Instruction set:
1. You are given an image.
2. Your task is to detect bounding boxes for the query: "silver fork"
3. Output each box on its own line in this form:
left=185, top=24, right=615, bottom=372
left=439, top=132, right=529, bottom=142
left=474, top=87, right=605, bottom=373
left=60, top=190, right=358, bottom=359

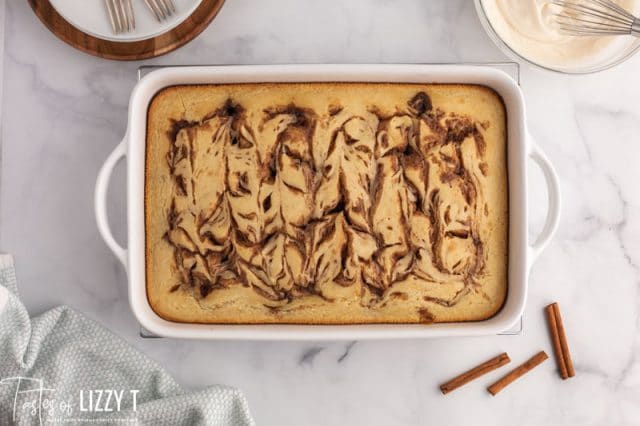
left=105, top=0, right=135, bottom=34
left=144, top=0, right=177, bottom=22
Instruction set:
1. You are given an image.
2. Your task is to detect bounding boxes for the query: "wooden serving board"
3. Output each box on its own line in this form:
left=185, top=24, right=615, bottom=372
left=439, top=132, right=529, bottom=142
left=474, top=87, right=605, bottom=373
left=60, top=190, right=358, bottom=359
left=28, top=0, right=226, bottom=61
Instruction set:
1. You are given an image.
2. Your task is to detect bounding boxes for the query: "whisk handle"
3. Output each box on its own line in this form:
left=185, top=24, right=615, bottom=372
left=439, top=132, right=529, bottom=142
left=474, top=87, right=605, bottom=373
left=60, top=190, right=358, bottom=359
left=633, top=18, right=640, bottom=37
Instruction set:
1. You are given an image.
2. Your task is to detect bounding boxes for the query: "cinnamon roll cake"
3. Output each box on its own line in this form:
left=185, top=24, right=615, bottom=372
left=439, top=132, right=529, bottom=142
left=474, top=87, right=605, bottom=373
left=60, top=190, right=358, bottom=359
left=145, top=83, right=507, bottom=324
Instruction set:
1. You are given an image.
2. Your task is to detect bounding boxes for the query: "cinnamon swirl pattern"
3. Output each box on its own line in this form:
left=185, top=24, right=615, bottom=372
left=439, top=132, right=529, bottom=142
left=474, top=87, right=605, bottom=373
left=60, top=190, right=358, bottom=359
left=146, top=83, right=507, bottom=324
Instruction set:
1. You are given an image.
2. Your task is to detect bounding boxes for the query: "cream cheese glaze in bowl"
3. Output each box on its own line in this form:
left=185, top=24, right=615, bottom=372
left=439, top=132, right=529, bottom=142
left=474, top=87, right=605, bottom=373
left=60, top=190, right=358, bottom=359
left=95, top=64, right=561, bottom=340
left=476, top=0, right=640, bottom=73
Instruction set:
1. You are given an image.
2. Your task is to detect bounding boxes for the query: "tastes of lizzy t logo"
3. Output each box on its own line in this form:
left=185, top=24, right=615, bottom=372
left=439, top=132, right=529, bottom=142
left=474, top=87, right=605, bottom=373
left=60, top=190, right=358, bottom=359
left=1, top=376, right=139, bottom=424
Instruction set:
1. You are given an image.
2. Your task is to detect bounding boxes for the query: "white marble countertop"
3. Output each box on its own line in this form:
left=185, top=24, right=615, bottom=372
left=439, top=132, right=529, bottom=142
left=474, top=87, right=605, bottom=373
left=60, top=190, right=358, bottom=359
left=2, top=1, right=640, bottom=424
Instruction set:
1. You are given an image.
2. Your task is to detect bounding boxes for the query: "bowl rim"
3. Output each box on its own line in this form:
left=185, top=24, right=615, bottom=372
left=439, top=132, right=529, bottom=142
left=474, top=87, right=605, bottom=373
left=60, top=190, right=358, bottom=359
left=473, top=0, right=640, bottom=74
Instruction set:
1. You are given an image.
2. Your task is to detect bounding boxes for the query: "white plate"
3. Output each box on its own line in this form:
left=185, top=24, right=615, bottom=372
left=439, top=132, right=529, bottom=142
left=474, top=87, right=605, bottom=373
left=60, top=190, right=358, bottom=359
left=50, top=0, right=203, bottom=42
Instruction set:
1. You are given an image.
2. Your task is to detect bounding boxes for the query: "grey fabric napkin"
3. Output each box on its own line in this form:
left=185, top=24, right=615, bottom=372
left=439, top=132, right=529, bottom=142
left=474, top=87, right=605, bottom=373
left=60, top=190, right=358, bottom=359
left=0, top=254, right=255, bottom=425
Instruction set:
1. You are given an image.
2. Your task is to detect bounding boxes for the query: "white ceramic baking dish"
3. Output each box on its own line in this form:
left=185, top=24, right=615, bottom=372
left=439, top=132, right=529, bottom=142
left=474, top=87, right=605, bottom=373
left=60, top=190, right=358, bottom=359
left=95, top=64, right=560, bottom=340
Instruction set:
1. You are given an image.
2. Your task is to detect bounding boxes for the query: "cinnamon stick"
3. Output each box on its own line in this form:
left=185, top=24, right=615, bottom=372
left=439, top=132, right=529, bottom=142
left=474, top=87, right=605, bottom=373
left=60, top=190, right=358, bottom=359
left=545, top=302, right=575, bottom=379
left=440, top=352, right=511, bottom=394
left=487, top=351, right=548, bottom=396
left=545, top=303, right=567, bottom=378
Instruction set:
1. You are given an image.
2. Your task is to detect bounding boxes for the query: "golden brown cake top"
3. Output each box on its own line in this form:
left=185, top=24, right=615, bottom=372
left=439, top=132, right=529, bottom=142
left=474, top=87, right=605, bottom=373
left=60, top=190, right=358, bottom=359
left=146, top=83, right=508, bottom=324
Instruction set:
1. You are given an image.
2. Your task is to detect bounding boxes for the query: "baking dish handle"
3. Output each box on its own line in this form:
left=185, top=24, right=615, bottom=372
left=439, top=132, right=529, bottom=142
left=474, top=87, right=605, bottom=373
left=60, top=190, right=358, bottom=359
left=95, top=139, right=128, bottom=268
left=528, top=138, right=561, bottom=264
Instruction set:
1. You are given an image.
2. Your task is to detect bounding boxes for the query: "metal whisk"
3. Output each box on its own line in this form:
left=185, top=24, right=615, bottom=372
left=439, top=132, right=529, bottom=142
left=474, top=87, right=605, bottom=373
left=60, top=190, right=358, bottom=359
left=551, top=0, right=640, bottom=37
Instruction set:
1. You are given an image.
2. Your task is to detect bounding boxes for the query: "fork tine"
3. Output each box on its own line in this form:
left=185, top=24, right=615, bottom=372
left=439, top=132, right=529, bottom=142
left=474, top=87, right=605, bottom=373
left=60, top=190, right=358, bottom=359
left=144, top=0, right=164, bottom=21
left=125, top=0, right=135, bottom=30
left=163, top=0, right=176, bottom=14
left=104, top=0, right=119, bottom=33
left=114, top=0, right=126, bottom=32
left=116, top=0, right=128, bottom=32
left=152, top=0, right=170, bottom=19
